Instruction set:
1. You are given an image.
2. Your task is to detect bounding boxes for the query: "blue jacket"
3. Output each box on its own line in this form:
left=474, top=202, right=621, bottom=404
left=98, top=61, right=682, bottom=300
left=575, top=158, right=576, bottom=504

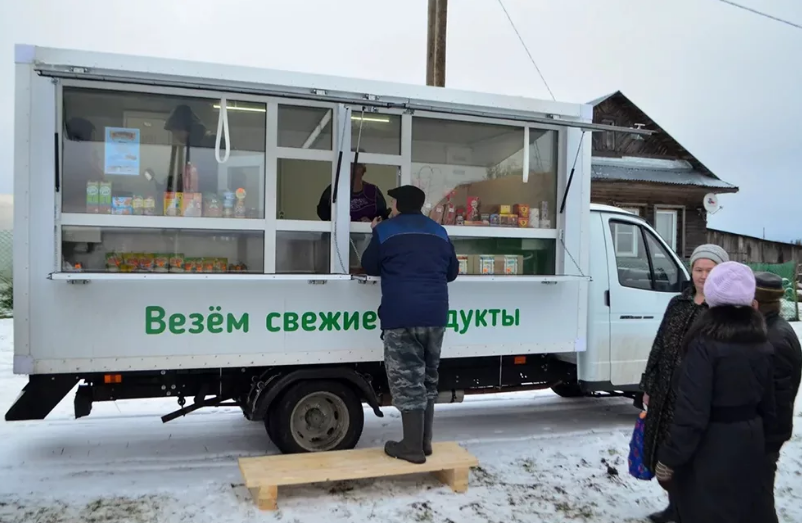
left=361, top=213, right=459, bottom=330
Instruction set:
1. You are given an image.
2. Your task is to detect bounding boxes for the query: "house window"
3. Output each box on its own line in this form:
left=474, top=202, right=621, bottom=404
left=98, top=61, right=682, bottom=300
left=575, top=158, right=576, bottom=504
left=601, top=119, right=616, bottom=150
left=620, top=207, right=641, bottom=216
left=655, top=209, right=678, bottom=252
left=612, top=221, right=640, bottom=258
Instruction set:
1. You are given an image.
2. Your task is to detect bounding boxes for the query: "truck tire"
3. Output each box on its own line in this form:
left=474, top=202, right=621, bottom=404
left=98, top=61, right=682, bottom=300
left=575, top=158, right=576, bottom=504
left=266, top=380, right=364, bottom=454
left=551, top=382, right=585, bottom=398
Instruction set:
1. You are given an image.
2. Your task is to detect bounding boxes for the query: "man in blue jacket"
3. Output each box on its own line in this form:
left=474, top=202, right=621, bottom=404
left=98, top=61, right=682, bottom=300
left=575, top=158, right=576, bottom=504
left=361, top=185, right=459, bottom=464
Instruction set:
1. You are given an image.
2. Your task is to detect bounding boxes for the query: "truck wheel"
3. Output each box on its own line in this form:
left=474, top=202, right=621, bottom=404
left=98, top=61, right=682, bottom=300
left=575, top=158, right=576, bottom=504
left=267, top=380, right=364, bottom=454
left=551, top=382, right=585, bottom=398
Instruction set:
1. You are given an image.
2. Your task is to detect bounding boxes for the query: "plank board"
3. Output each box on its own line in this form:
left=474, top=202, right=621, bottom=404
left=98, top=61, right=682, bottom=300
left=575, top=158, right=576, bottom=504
left=239, top=442, right=479, bottom=510
left=239, top=441, right=478, bottom=488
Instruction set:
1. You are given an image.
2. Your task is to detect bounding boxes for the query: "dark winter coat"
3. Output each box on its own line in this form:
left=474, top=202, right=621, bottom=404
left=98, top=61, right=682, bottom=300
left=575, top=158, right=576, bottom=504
left=640, top=287, right=706, bottom=472
left=659, top=307, right=775, bottom=523
left=361, top=212, right=459, bottom=330
left=764, top=311, right=802, bottom=453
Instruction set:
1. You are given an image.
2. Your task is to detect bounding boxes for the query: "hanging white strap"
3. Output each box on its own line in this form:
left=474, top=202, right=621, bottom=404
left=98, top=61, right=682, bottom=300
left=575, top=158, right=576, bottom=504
left=522, top=126, right=530, bottom=183
left=215, top=97, right=231, bottom=164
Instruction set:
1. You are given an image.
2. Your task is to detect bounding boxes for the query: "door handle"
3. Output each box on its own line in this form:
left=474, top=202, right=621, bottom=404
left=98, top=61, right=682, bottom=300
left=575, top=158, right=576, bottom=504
left=604, top=290, right=610, bottom=307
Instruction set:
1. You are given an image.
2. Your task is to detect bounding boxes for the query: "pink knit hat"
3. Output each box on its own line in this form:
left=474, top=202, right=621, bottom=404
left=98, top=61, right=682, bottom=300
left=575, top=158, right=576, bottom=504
left=703, top=261, right=756, bottom=308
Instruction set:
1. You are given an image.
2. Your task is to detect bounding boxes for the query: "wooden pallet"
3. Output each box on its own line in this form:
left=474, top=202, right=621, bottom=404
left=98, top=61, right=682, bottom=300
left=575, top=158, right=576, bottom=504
left=238, top=441, right=479, bottom=511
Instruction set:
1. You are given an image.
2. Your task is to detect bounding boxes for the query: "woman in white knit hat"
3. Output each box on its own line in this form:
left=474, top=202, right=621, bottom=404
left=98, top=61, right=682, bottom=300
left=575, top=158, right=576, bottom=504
left=640, top=244, right=729, bottom=523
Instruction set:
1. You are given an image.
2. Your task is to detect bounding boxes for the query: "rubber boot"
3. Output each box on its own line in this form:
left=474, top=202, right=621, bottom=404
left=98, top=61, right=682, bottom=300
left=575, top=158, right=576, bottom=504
left=384, top=410, right=426, bottom=464
left=647, top=501, right=676, bottom=523
left=423, top=401, right=435, bottom=456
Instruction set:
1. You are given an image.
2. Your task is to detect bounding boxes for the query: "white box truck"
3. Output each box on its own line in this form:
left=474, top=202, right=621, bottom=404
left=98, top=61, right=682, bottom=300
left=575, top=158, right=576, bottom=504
left=7, top=45, right=688, bottom=454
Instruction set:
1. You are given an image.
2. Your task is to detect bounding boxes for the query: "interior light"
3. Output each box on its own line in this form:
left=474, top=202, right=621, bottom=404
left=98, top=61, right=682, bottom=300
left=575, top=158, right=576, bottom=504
left=351, top=115, right=391, bottom=123
left=213, top=104, right=266, bottom=113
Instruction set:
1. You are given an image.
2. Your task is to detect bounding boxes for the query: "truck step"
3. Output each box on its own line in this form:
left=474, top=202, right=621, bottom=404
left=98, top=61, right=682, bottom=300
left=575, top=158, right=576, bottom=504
left=238, top=441, right=479, bottom=511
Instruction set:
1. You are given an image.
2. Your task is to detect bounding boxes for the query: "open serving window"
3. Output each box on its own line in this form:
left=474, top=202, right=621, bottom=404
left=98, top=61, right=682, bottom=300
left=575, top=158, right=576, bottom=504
left=52, top=81, right=578, bottom=282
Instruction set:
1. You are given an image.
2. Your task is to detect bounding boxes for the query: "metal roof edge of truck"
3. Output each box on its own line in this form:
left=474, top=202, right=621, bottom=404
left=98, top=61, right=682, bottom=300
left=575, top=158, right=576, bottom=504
left=14, top=43, right=591, bottom=124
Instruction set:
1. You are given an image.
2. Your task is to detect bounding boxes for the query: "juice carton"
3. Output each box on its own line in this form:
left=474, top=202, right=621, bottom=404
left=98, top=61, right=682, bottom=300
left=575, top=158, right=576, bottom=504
left=98, top=181, right=112, bottom=214
left=86, top=182, right=99, bottom=213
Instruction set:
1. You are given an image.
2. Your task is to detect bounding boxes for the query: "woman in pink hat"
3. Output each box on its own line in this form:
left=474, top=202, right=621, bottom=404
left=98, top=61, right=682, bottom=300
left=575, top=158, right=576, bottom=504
left=654, top=262, right=775, bottom=523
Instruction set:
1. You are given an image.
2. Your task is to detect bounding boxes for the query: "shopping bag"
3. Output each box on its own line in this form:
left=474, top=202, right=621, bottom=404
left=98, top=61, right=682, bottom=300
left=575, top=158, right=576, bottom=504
left=627, top=410, right=655, bottom=480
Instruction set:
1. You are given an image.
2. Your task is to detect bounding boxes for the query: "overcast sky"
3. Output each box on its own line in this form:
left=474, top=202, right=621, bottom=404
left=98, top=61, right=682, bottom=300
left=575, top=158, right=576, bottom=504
left=1, top=0, right=800, bottom=242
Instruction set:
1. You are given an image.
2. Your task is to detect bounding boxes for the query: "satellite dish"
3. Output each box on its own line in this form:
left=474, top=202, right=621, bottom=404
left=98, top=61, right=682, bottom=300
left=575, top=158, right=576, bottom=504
left=703, top=193, right=721, bottom=214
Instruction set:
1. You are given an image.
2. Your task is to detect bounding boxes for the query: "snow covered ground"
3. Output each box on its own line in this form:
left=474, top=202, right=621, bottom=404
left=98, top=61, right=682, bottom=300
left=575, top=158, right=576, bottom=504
left=0, top=319, right=800, bottom=523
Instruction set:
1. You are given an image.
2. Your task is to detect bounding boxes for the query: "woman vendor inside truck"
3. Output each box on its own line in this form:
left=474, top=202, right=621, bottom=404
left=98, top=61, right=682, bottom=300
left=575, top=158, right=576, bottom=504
left=315, top=157, right=390, bottom=222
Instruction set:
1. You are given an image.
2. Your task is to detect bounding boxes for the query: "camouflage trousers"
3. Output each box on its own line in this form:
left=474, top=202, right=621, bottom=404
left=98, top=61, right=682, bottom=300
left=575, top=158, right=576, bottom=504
left=383, top=327, right=445, bottom=412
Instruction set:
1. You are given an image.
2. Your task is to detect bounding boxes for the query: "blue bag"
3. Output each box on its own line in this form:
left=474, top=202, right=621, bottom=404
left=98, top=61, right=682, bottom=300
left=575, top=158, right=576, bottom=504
left=628, top=410, right=655, bottom=480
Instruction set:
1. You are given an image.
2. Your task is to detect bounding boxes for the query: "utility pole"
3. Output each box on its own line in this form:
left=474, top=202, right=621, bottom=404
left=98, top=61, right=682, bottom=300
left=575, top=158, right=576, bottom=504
left=426, top=0, right=448, bottom=87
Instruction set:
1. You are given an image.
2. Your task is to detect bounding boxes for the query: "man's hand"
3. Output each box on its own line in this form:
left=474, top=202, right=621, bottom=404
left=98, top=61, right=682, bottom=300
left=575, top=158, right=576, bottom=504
left=370, top=217, right=382, bottom=229
left=643, top=393, right=650, bottom=407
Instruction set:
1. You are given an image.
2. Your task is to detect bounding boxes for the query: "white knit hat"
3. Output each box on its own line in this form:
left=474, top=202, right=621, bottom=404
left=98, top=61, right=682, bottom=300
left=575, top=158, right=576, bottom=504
left=690, top=244, right=729, bottom=267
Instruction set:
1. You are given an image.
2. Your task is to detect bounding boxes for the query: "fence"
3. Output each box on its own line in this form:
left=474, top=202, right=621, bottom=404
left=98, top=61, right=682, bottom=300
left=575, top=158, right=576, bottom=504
left=748, top=261, right=799, bottom=322
left=683, top=260, right=799, bottom=322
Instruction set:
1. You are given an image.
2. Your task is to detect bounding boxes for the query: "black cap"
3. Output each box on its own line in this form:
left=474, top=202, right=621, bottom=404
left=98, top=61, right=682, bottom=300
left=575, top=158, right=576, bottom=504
left=755, top=271, right=783, bottom=290
left=387, top=185, right=426, bottom=214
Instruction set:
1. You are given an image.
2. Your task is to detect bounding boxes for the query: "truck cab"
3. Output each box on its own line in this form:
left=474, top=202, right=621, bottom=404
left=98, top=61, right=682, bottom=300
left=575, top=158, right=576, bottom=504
left=573, top=204, right=690, bottom=394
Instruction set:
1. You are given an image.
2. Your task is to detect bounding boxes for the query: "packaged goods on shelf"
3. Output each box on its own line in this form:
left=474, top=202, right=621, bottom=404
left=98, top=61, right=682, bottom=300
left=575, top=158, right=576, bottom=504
left=98, top=182, right=112, bottom=214
left=457, top=255, right=469, bottom=275
left=169, top=254, right=185, bottom=273
left=154, top=253, right=169, bottom=273
left=112, top=196, right=133, bottom=215
left=86, top=182, right=99, bottom=213
left=182, top=193, right=203, bottom=217
left=164, top=192, right=182, bottom=217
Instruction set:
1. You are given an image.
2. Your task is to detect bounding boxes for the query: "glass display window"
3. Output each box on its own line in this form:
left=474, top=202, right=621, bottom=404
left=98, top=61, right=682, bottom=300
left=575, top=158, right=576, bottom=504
left=278, top=105, right=333, bottom=151
left=411, top=117, right=558, bottom=230
left=276, top=231, right=330, bottom=274
left=62, top=88, right=266, bottom=219
left=61, top=226, right=264, bottom=274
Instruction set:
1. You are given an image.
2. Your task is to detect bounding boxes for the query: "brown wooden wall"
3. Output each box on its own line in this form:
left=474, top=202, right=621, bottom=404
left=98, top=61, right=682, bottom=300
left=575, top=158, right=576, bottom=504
left=591, top=93, right=714, bottom=177
left=591, top=181, right=710, bottom=259
left=706, top=229, right=801, bottom=265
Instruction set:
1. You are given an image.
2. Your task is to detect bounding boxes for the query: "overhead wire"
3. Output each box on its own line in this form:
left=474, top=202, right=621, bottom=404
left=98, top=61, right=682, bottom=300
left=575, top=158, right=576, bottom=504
left=496, top=0, right=556, bottom=101
left=715, top=0, right=802, bottom=31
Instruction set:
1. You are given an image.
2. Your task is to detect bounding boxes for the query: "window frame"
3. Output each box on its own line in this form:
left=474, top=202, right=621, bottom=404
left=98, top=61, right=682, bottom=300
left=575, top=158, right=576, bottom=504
left=54, top=80, right=573, bottom=279
left=654, top=207, right=679, bottom=253
left=609, top=218, right=684, bottom=293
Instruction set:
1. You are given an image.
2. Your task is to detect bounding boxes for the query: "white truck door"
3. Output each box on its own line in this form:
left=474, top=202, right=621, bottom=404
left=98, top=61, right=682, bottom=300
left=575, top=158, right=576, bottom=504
left=577, top=211, right=612, bottom=383
left=602, top=213, right=686, bottom=386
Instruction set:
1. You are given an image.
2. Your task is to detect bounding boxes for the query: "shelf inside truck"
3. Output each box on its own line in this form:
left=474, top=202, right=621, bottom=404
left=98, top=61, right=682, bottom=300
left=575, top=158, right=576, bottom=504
left=49, top=273, right=353, bottom=282
left=351, top=274, right=589, bottom=284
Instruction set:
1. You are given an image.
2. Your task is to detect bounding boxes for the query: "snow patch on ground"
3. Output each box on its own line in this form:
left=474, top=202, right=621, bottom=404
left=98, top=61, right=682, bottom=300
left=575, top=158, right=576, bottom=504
left=0, top=318, right=800, bottom=522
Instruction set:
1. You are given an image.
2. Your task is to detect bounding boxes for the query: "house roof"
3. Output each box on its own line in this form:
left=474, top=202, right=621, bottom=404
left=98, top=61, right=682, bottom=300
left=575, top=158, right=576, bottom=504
left=591, top=164, right=737, bottom=190
left=587, top=91, right=738, bottom=193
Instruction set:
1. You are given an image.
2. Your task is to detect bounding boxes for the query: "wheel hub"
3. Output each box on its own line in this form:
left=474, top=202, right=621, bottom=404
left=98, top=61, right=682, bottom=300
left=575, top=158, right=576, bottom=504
left=290, top=391, right=350, bottom=452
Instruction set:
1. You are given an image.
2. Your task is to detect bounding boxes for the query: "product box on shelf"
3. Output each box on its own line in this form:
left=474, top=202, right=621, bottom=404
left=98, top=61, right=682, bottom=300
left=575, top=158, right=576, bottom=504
left=132, top=195, right=144, bottom=215
left=443, top=203, right=457, bottom=225
left=164, top=192, right=183, bottom=217
left=466, top=197, right=480, bottom=222
left=143, top=195, right=156, bottom=216
left=530, top=208, right=541, bottom=228
left=513, top=204, right=530, bottom=218
left=457, top=255, right=469, bottom=275
left=430, top=204, right=445, bottom=224
left=86, top=182, right=99, bottom=213
left=182, top=193, right=203, bottom=217
left=98, top=182, right=112, bottom=214
left=111, top=197, right=133, bottom=215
